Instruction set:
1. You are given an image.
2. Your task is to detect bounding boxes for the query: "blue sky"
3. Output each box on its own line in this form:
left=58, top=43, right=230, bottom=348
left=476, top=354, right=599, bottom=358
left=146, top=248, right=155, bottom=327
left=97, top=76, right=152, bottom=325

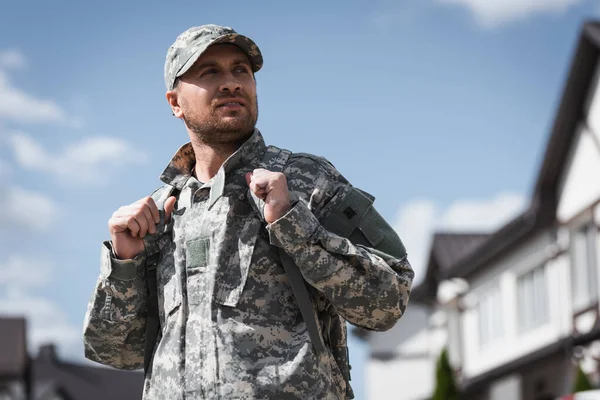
left=0, top=1, right=598, bottom=399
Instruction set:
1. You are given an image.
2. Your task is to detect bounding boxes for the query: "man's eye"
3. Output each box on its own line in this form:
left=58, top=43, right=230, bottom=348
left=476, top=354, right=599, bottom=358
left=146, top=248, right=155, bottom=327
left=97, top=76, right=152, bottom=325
left=235, top=66, right=249, bottom=73
left=202, top=69, right=218, bottom=76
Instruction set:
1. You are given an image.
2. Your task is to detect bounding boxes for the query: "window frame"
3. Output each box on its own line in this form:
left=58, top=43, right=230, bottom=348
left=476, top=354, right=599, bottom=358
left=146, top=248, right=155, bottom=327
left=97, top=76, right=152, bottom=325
left=570, top=220, right=598, bottom=312
left=516, top=263, right=549, bottom=334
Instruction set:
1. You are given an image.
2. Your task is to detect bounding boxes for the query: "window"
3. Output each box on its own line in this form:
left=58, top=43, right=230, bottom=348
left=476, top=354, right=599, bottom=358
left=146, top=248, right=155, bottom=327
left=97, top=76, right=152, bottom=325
left=571, top=223, right=598, bottom=310
left=478, top=285, right=503, bottom=347
left=517, top=264, right=549, bottom=332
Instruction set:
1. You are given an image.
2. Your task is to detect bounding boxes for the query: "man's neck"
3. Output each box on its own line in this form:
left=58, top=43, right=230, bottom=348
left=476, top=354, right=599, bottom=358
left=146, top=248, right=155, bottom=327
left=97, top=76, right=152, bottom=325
left=189, top=134, right=248, bottom=183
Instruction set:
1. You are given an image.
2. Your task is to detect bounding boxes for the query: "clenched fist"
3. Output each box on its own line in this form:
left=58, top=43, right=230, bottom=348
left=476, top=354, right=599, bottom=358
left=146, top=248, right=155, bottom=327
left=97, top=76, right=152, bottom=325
left=108, top=196, right=177, bottom=260
left=245, top=169, right=291, bottom=224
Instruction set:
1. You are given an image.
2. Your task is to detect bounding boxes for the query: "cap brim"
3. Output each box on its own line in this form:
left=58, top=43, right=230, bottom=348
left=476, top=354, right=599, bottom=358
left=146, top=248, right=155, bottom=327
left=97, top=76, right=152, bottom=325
left=175, top=33, right=263, bottom=82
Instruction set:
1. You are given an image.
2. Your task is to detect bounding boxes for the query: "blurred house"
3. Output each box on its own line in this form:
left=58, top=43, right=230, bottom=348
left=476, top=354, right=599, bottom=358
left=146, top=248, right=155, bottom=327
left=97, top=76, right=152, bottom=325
left=354, top=20, right=600, bottom=400
left=352, top=233, right=489, bottom=399
left=0, top=316, right=143, bottom=400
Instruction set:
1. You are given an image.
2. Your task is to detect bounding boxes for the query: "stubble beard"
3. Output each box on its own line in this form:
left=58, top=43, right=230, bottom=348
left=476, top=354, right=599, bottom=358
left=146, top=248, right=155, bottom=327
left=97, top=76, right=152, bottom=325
left=183, top=98, right=259, bottom=146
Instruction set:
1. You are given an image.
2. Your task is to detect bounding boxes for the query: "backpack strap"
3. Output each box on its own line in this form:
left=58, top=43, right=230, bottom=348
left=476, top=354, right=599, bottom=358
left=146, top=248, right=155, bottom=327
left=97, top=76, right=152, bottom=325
left=278, top=249, right=326, bottom=357
left=142, top=183, right=179, bottom=375
left=251, top=146, right=326, bottom=358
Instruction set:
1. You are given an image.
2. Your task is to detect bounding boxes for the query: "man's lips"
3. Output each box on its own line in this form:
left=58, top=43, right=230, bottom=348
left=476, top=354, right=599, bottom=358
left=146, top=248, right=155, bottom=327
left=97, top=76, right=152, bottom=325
left=216, top=98, right=246, bottom=108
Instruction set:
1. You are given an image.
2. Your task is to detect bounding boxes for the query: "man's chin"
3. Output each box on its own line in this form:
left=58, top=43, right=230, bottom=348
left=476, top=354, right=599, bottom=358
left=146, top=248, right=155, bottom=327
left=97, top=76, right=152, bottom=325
left=216, top=121, right=249, bottom=132
left=216, top=116, right=255, bottom=131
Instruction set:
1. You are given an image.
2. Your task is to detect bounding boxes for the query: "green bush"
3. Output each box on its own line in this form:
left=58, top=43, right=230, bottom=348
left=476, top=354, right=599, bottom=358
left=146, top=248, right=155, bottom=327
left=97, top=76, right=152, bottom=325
left=431, top=347, right=459, bottom=400
left=573, top=363, right=593, bottom=393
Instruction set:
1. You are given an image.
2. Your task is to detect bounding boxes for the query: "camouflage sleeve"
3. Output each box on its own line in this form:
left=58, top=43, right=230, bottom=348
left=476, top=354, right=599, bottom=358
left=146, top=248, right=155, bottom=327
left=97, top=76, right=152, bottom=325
left=266, top=155, right=414, bottom=332
left=82, top=240, right=147, bottom=370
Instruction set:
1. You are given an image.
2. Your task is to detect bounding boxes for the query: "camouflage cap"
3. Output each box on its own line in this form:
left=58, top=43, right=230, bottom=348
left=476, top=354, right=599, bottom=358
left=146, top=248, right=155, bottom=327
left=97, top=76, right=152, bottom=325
left=164, top=24, right=263, bottom=91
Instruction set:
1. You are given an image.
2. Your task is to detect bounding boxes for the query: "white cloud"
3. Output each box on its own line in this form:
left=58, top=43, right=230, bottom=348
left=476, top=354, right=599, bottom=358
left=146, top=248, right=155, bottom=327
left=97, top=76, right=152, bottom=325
left=0, top=49, right=26, bottom=69
left=0, top=158, right=11, bottom=178
left=0, top=257, right=83, bottom=363
left=0, top=255, right=53, bottom=287
left=436, top=0, right=587, bottom=28
left=0, top=185, right=60, bottom=232
left=393, top=192, right=527, bottom=285
left=371, top=0, right=429, bottom=31
left=440, top=193, right=527, bottom=231
left=393, top=199, right=437, bottom=284
left=0, top=50, right=79, bottom=126
left=8, top=133, right=148, bottom=184
left=0, top=70, right=69, bottom=125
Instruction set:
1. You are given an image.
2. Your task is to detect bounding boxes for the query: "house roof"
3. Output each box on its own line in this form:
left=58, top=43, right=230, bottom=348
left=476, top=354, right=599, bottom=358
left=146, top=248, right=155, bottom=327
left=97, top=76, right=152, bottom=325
left=430, top=233, right=492, bottom=271
left=439, top=20, right=600, bottom=282
left=32, top=344, right=144, bottom=400
left=411, top=232, right=491, bottom=304
left=0, top=316, right=28, bottom=379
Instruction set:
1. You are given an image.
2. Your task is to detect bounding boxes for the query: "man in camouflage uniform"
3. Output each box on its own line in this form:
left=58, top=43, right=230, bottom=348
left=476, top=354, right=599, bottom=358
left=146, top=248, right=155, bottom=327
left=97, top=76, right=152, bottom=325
left=83, top=24, right=414, bottom=399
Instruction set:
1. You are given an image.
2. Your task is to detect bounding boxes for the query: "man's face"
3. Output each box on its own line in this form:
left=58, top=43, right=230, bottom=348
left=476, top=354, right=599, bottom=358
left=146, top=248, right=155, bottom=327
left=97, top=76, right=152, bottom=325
left=168, top=44, right=258, bottom=145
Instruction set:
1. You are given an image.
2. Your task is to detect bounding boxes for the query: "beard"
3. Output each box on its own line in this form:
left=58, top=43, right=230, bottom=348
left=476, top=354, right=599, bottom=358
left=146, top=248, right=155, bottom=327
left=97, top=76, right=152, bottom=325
left=182, top=95, right=259, bottom=146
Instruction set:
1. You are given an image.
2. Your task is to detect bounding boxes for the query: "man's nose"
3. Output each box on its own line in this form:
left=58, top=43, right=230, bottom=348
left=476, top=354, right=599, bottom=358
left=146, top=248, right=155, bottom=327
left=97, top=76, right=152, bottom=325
left=219, top=72, right=242, bottom=93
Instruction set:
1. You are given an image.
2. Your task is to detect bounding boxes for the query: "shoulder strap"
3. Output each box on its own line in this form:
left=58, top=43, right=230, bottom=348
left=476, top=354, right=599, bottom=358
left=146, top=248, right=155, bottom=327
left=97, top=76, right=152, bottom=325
left=278, top=250, right=326, bottom=357
left=143, top=183, right=179, bottom=375
left=254, top=146, right=326, bottom=357
left=261, top=145, right=292, bottom=172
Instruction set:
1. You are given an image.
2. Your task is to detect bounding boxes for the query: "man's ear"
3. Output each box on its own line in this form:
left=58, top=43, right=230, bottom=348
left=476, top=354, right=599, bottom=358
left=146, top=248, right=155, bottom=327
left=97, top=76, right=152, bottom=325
left=166, top=90, right=183, bottom=118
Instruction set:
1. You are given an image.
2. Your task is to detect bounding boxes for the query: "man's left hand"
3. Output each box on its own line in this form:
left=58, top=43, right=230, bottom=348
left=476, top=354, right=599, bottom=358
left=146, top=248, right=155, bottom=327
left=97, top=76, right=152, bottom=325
left=245, top=169, right=291, bottom=224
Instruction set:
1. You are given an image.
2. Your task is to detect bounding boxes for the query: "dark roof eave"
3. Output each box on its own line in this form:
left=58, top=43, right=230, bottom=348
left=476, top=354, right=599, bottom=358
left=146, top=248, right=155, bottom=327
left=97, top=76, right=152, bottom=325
left=533, top=21, right=600, bottom=202
left=439, top=205, right=539, bottom=281
left=410, top=281, right=437, bottom=306
left=573, top=322, right=600, bottom=345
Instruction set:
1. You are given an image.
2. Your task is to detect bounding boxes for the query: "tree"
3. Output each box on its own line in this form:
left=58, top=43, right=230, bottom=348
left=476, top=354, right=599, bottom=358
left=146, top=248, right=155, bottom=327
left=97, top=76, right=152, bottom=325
left=572, top=363, right=593, bottom=393
left=431, top=347, right=459, bottom=400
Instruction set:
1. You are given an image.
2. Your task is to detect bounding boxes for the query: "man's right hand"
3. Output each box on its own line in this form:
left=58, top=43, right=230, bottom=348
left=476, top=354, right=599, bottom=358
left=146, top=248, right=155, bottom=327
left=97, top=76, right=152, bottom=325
left=108, top=196, right=177, bottom=260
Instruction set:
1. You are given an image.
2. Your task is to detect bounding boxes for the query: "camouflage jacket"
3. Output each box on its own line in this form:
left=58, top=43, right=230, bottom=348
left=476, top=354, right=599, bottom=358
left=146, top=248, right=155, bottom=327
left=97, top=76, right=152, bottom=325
left=82, top=130, right=414, bottom=399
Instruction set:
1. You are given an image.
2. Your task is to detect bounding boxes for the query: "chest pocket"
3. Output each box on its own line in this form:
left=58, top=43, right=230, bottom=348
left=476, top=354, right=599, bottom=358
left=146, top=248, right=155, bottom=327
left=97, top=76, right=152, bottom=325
left=157, top=234, right=182, bottom=324
left=212, top=196, right=262, bottom=307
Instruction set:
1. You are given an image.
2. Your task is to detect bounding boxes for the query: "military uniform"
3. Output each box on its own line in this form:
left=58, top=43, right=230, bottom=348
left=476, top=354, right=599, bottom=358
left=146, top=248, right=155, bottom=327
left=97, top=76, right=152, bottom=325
left=82, top=25, right=414, bottom=400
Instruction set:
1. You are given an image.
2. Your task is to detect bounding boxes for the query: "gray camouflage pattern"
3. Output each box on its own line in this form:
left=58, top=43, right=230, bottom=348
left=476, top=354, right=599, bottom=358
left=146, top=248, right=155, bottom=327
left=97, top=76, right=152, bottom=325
left=83, top=130, right=414, bottom=399
left=164, top=24, right=263, bottom=91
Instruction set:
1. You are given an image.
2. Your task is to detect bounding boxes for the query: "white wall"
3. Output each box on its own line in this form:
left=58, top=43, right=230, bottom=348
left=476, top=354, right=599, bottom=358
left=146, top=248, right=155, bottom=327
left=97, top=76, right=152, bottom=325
left=367, top=357, right=434, bottom=400
left=557, top=125, right=600, bottom=223
left=365, top=304, right=438, bottom=400
left=460, top=230, right=572, bottom=379
left=558, top=62, right=600, bottom=223
left=585, top=56, right=600, bottom=143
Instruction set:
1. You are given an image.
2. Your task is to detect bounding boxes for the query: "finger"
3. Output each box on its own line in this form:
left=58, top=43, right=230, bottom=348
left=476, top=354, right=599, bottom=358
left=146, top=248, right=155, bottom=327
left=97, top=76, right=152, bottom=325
left=164, top=196, right=177, bottom=223
left=254, top=188, right=267, bottom=198
left=249, top=173, right=269, bottom=191
left=245, top=172, right=252, bottom=186
left=134, top=210, right=149, bottom=238
left=251, top=168, right=270, bottom=183
left=249, top=182, right=268, bottom=199
left=109, top=215, right=133, bottom=234
left=141, top=206, right=157, bottom=235
left=146, top=197, right=160, bottom=224
left=127, top=217, right=141, bottom=238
